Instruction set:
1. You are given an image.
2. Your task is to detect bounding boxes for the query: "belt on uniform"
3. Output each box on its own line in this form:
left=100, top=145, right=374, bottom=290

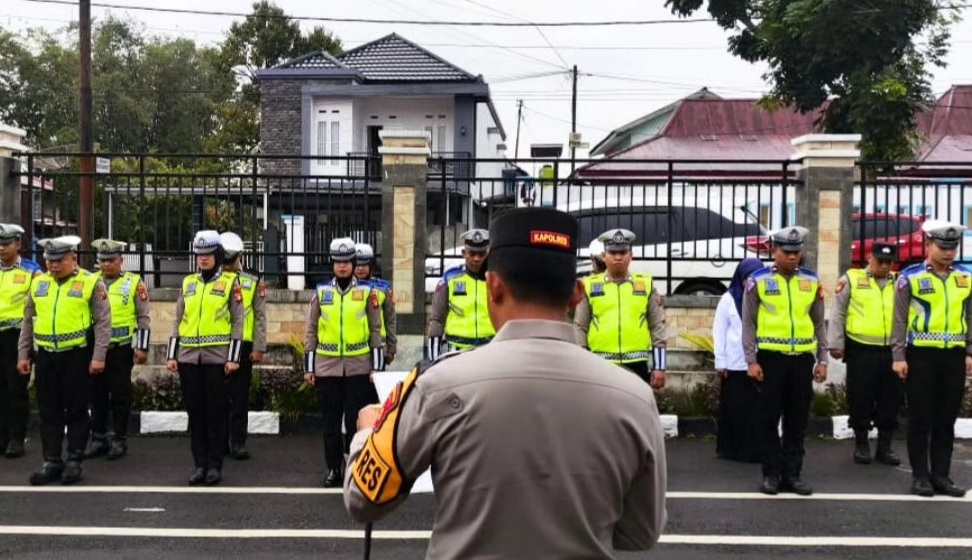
left=445, top=335, right=493, bottom=347
left=109, top=339, right=133, bottom=349
left=760, top=350, right=813, bottom=357
left=0, top=319, right=23, bottom=331
left=593, top=350, right=651, bottom=362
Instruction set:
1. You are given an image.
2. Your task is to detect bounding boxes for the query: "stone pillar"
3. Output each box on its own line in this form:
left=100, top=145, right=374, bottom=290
left=379, top=130, right=430, bottom=340
left=791, top=134, right=861, bottom=314
left=0, top=157, right=22, bottom=224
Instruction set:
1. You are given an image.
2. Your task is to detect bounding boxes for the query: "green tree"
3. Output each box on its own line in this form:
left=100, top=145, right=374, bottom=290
left=664, top=0, right=960, bottom=161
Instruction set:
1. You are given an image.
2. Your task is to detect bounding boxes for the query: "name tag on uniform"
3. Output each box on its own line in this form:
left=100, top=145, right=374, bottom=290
left=591, top=282, right=604, bottom=297
left=765, top=279, right=780, bottom=295
left=918, top=278, right=935, bottom=295
left=857, top=277, right=871, bottom=288
left=321, top=291, right=334, bottom=305
left=353, top=289, right=365, bottom=301
left=35, top=281, right=50, bottom=297
left=957, top=275, right=969, bottom=288
left=185, top=282, right=197, bottom=296
left=13, top=273, right=26, bottom=284
left=454, top=281, right=467, bottom=296
left=211, top=281, right=226, bottom=296
left=68, top=281, right=85, bottom=298
left=633, top=281, right=647, bottom=295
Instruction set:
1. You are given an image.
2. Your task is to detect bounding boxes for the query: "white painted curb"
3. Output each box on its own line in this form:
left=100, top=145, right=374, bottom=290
left=830, top=416, right=877, bottom=440
left=661, top=414, right=678, bottom=438
left=140, top=411, right=279, bottom=435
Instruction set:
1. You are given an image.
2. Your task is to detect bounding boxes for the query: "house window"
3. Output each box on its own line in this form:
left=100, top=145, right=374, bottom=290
left=316, top=121, right=326, bottom=157
left=330, top=121, right=341, bottom=165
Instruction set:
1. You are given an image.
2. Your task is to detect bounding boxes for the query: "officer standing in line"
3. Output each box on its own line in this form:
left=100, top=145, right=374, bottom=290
left=303, top=237, right=384, bottom=488
left=166, top=230, right=244, bottom=486
left=17, top=236, right=111, bottom=485
left=426, top=229, right=495, bottom=361
left=574, top=229, right=667, bottom=389
left=219, top=232, right=267, bottom=461
left=742, top=226, right=828, bottom=496
left=0, top=224, right=40, bottom=459
left=344, top=208, right=667, bottom=558
left=828, top=242, right=902, bottom=466
left=891, top=220, right=972, bottom=498
left=354, top=242, right=397, bottom=367
left=84, top=239, right=150, bottom=461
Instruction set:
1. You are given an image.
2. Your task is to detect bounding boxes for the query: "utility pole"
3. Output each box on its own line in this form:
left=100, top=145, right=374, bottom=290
left=514, top=99, right=523, bottom=160
left=79, top=0, right=94, bottom=267
left=570, top=64, right=578, bottom=175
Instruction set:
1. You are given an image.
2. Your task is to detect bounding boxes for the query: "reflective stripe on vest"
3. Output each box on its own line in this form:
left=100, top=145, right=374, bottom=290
left=178, top=272, right=237, bottom=348
left=754, top=269, right=819, bottom=354
left=31, top=270, right=99, bottom=351
left=444, top=272, right=494, bottom=346
left=584, top=273, right=653, bottom=363
left=845, top=268, right=894, bottom=346
left=906, top=267, right=972, bottom=349
left=100, top=271, right=140, bottom=344
left=0, top=266, right=34, bottom=331
left=316, top=283, right=371, bottom=357
left=239, top=273, right=258, bottom=343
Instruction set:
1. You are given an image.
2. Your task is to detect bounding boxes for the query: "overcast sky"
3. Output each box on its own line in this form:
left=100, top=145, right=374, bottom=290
left=4, top=0, right=971, bottom=158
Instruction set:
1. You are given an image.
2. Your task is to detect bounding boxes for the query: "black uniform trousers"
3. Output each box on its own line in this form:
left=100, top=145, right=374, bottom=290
left=89, top=345, right=134, bottom=440
left=315, top=375, right=379, bottom=470
left=35, top=347, right=91, bottom=462
left=178, top=363, right=229, bottom=470
left=0, top=329, right=29, bottom=446
left=905, top=347, right=966, bottom=479
left=717, top=370, right=761, bottom=462
left=228, top=341, right=253, bottom=449
left=756, top=351, right=815, bottom=480
left=621, top=360, right=651, bottom=384
left=845, top=340, right=902, bottom=435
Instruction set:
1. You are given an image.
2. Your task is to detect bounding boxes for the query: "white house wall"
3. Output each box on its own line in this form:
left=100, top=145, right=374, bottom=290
left=353, top=97, right=454, bottom=153
left=310, top=98, right=353, bottom=176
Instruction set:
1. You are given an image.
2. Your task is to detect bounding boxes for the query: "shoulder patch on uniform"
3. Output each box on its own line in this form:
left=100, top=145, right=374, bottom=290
left=897, top=274, right=911, bottom=291
left=258, top=280, right=267, bottom=298
left=745, top=276, right=757, bottom=293
left=137, top=281, right=148, bottom=301
left=835, top=277, right=847, bottom=294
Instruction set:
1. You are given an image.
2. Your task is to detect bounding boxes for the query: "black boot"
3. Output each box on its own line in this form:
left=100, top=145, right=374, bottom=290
left=205, top=467, right=222, bottom=486
left=84, top=435, right=110, bottom=459
left=930, top=476, right=968, bottom=498
left=853, top=434, right=871, bottom=464
left=759, top=476, right=780, bottom=495
left=5, top=440, right=25, bottom=459
left=61, top=459, right=83, bottom=485
left=874, top=432, right=901, bottom=466
left=323, top=466, right=343, bottom=488
left=106, top=438, right=127, bottom=461
left=229, top=443, right=250, bottom=461
left=29, top=461, right=64, bottom=486
left=188, top=467, right=206, bottom=486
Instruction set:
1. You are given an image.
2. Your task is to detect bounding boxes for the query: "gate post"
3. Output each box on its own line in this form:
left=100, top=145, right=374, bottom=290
left=791, top=134, right=861, bottom=315
left=379, top=131, right=430, bottom=350
left=0, top=157, right=21, bottom=225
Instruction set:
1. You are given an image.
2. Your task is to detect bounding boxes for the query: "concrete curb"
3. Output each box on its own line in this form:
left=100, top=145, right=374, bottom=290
left=139, top=411, right=280, bottom=435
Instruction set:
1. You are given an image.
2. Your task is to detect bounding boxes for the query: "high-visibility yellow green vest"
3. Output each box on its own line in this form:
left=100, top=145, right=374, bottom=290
left=178, top=271, right=237, bottom=348
left=315, top=281, right=371, bottom=357
left=30, top=269, right=100, bottom=351
left=238, top=271, right=259, bottom=343
left=903, top=264, right=972, bottom=349
left=0, top=259, right=40, bottom=331
left=845, top=268, right=895, bottom=346
left=97, top=271, right=141, bottom=344
left=583, top=273, right=653, bottom=363
left=442, top=266, right=494, bottom=349
left=753, top=268, right=819, bottom=354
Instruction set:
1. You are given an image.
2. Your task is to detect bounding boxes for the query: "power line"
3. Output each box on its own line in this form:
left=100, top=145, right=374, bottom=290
left=15, top=0, right=718, bottom=27
left=459, top=0, right=569, bottom=69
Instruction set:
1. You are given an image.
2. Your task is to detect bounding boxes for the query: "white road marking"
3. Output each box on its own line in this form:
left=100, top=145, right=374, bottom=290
left=123, top=508, right=165, bottom=513
left=0, top=486, right=968, bottom=502
left=1, top=526, right=972, bottom=547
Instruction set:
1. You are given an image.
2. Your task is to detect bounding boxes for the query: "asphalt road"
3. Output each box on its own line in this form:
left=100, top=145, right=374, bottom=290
left=0, top=433, right=970, bottom=559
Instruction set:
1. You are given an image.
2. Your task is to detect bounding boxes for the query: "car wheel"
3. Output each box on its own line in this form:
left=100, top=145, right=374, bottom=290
left=675, top=281, right=726, bottom=296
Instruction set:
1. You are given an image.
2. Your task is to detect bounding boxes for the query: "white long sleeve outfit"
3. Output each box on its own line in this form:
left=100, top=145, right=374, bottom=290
left=712, top=292, right=747, bottom=371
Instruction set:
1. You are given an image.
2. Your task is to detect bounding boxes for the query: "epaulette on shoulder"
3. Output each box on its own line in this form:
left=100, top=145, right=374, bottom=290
left=240, top=270, right=259, bottom=281
left=900, top=262, right=925, bottom=277
left=442, top=265, right=466, bottom=281
left=751, top=267, right=773, bottom=279
left=370, top=278, right=391, bottom=290
left=953, top=263, right=972, bottom=274
left=20, top=259, right=40, bottom=273
left=797, top=267, right=819, bottom=280
left=416, top=350, right=463, bottom=374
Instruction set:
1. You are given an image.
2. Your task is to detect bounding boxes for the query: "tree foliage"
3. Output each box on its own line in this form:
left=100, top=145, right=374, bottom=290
left=664, top=0, right=960, bottom=161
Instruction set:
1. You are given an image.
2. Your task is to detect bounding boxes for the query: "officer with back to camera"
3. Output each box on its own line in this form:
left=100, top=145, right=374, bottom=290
left=426, top=229, right=495, bottom=360
left=574, top=228, right=668, bottom=389
left=891, top=219, right=972, bottom=498
left=84, top=239, right=150, bottom=461
left=344, top=207, right=667, bottom=559
left=0, top=223, right=41, bottom=459
left=354, top=242, right=397, bottom=366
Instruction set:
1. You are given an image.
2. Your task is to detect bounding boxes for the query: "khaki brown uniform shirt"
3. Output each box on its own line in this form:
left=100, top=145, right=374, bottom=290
left=303, top=278, right=383, bottom=377
left=18, top=269, right=112, bottom=363
left=344, top=320, right=668, bottom=559
left=245, top=272, right=268, bottom=354
left=890, top=264, right=972, bottom=362
left=573, top=273, right=669, bottom=352
left=827, top=271, right=892, bottom=352
left=169, top=271, right=245, bottom=365
left=741, top=269, right=828, bottom=364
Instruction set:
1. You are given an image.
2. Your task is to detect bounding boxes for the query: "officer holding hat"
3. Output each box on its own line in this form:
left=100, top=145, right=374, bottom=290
left=742, top=225, right=828, bottom=496
left=219, top=231, right=267, bottom=461
left=574, top=228, right=668, bottom=389
left=829, top=241, right=903, bottom=466
left=167, top=230, right=244, bottom=486
left=17, top=235, right=111, bottom=485
left=304, top=237, right=383, bottom=487
left=587, top=238, right=607, bottom=275
left=353, top=242, right=397, bottom=365
left=427, top=228, right=495, bottom=360
left=892, top=219, right=972, bottom=497
left=84, top=239, right=151, bottom=461
left=344, top=208, right=667, bottom=558
left=0, top=223, right=40, bottom=459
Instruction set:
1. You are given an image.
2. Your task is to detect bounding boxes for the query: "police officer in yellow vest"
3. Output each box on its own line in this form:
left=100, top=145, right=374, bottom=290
left=219, top=231, right=267, bottom=461
left=0, top=224, right=40, bottom=459
left=891, top=220, right=972, bottom=498
left=166, top=230, right=244, bottom=486
left=303, top=237, right=384, bottom=488
left=84, top=239, right=150, bottom=461
left=17, top=236, right=111, bottom=485
left=829, top=242, right=902, bottom=466
left=742, top=226, right=828, bottom=496
left=353, top=242, right=397, bottom=366
left=427, top=229, right=495, bottom=360
left=574, top=229, right=668, bottom=389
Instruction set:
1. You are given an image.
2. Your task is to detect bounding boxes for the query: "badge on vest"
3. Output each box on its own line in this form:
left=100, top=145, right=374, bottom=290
left=799, top=279, right=812, bottom=292
left=764, top=279, right=780, bottom=295
left=13, top=273, right=26, bottom=284
left=857, top=277, right=871, bottom=288
left=185, top=282, right=197, bottom=296
left=454, top=281, right=467, bottom=295
left=353, top=289, right=365, bottom=301
left=35, top=281, right=50, bottom=297
left=918, top=278, right=935, bottom=295
left=68, top=281, right=85, bottom=298
left=591, top=282, right=604, bottom=297
left=321, top=291, right=334, bottom=305
left=212, top=281, right=226, bottom=296
left=633, top=281, right=647, bottom=295
left=957, top=275, right=969, bottom=288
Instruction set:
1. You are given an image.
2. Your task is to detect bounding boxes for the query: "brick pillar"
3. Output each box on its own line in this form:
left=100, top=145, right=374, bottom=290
left=791, top=134, right=861, bottom=314
left=379, top=130, right=430, bottom=338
